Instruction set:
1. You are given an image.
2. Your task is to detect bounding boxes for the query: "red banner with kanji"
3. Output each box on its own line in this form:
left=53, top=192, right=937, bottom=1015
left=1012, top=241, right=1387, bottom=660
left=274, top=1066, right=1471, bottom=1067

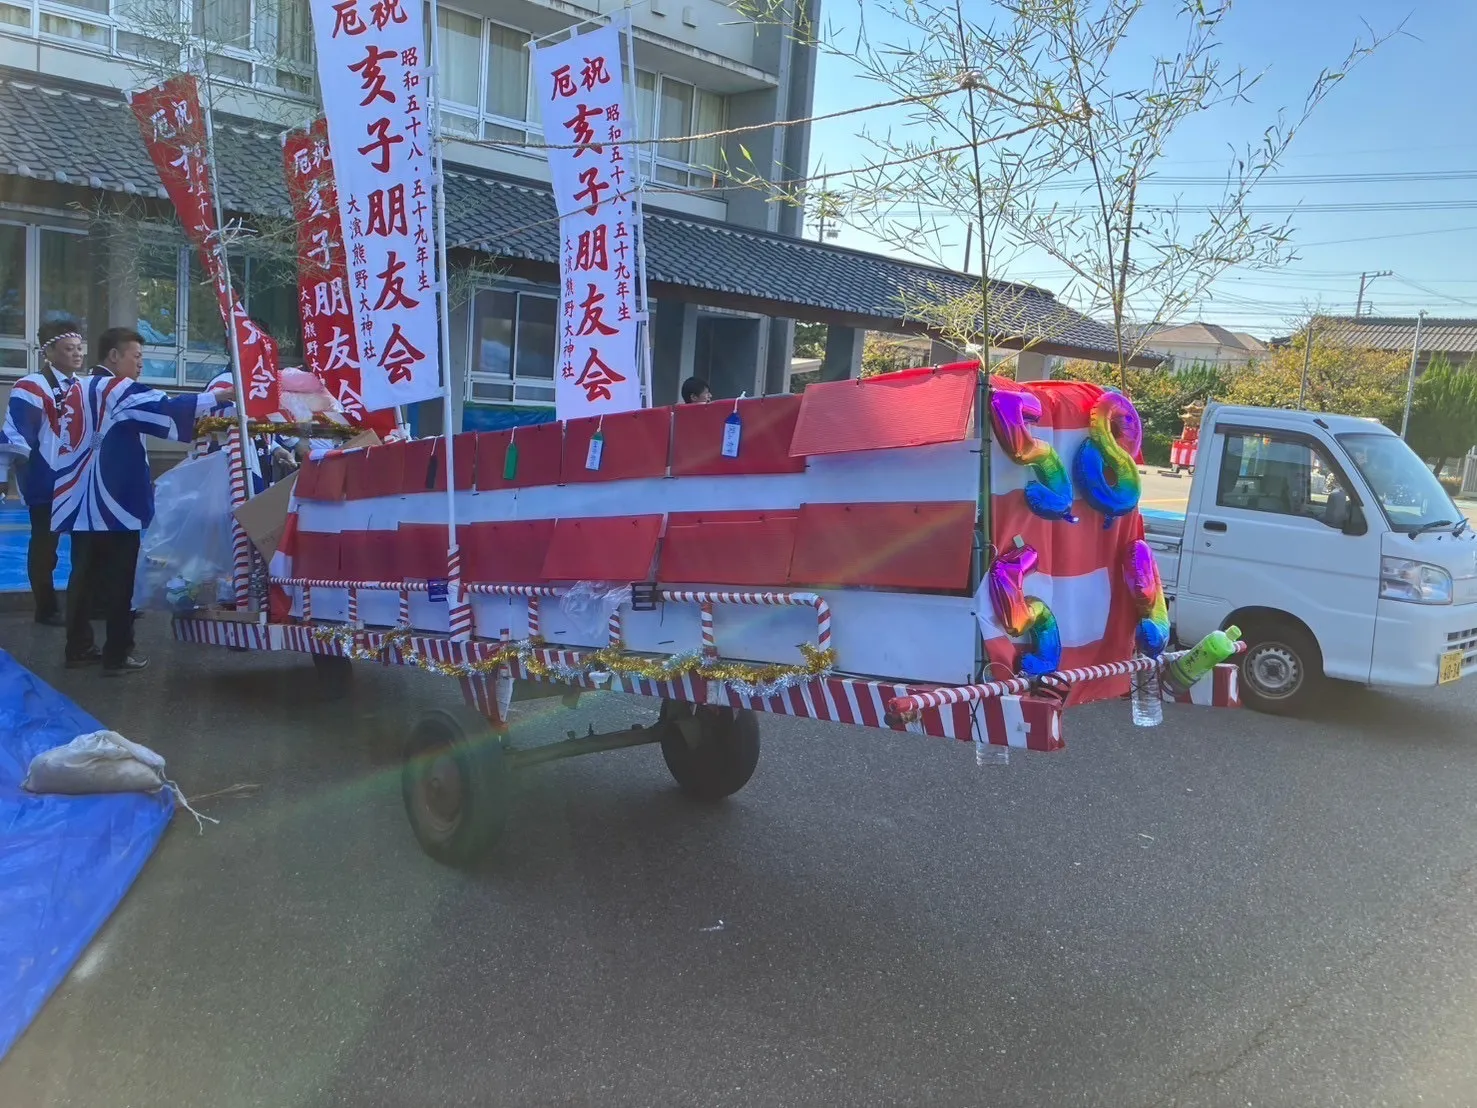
left=127, top=74, right=280, bottom=419
left=283, top=118, right=398, bottom=437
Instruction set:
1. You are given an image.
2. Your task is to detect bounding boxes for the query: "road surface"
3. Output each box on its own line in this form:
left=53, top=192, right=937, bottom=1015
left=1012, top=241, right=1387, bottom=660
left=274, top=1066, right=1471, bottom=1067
left=3, top=617, right=1477, bottom=1106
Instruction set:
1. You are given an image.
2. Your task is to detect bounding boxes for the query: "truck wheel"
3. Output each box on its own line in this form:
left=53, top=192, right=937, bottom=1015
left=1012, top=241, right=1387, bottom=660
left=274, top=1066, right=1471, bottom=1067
left=311, top=652, right=353, bottom=700
left=1239, top=620, right=1322, bottom=715
left=659, top=702, right=760, bottom=801
left=401, top=707, right=510, bottom=866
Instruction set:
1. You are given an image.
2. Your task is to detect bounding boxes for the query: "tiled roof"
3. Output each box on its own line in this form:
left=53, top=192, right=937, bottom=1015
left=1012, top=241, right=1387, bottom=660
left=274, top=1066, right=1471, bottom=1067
left=1310, top=316, right=1477, bottom=357
left=0, top=70, right=1134, bottom=361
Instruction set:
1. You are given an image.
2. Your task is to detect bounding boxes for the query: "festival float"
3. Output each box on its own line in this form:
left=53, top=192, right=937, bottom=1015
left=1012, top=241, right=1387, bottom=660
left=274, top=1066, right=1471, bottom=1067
left=1169, top=400, right=1205, bottom=473
left=128, top=4, right=1241, bottom=864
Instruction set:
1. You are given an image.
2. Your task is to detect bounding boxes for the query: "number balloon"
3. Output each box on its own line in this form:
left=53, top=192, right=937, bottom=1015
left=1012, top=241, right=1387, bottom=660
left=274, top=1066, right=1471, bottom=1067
left=989, top=389, right=1076, bottom=523
left=1122, top=539, right=1170, bottom=657
left=1074, top=391, right=1143, bottom=527
left=987, top=542, right=1063, bottom=676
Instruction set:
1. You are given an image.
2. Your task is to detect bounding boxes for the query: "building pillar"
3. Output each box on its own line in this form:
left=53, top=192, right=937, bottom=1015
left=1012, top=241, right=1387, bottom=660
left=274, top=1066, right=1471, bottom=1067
left=652, top=299, right=697, bottom=405
left=1015, top=350, right=1050, bottom=382
left=821, top=324, right=864, bottom=381
left=929, top=338, right=964, bottom=365
left=764, top=318, right=794, bottom=394
left=702, top=318, right=764, bottom=400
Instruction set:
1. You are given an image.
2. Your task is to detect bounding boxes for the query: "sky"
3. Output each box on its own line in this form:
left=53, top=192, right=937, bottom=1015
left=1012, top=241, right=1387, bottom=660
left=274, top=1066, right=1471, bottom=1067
left=804, top=0, right=1477, bottom=341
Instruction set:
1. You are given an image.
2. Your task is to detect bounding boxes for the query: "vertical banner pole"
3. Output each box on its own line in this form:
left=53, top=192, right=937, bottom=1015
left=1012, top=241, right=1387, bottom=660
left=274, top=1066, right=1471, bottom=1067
left=197, top=54, right=256, bottom=609
left=428, top=0, right=469, bottom=639
left=624, top=7, right=654, bottom=408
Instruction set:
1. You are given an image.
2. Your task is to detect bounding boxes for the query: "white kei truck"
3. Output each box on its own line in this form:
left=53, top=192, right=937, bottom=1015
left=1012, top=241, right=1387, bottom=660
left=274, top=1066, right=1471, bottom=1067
left=1143, top=404, right=1477, bottom=713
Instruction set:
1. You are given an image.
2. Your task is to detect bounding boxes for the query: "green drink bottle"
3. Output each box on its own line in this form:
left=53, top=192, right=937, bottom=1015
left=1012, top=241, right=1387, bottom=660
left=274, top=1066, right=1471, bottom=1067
left=1163, top=625, right=1241, bottom=696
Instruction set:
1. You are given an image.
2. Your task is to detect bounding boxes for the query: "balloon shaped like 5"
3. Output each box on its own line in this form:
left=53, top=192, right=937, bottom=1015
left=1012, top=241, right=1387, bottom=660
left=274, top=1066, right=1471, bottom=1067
left=990, top=389, right=1076, bottom=523
left=1074, top=391, right=1143, bottom=527
left=1122, top=539, right=1170, bottom=658
left=987, top=542, right=1064, bottom=676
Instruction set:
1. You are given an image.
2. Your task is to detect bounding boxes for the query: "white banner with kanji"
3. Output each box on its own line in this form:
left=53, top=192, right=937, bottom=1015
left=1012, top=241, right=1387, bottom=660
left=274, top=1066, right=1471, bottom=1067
left=532, top=26, right=643, bottom=419
left=309, top=0, right=442, bottom=412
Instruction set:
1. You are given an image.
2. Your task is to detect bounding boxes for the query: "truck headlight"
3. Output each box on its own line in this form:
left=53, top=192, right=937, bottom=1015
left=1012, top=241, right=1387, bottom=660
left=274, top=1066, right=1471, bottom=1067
left=1380, top=557, right=1453, bottom=604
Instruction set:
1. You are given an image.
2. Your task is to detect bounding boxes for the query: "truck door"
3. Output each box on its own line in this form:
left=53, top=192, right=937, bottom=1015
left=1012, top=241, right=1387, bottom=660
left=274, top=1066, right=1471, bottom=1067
left=1183, top=425, right=1380, bottom=683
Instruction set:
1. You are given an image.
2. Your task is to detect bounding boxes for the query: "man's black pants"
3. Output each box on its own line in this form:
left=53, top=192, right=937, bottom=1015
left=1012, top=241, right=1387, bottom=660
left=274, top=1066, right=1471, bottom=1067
left=66, top=531, right=138, bottom=667
left=27, top=503, right=61, bottom=621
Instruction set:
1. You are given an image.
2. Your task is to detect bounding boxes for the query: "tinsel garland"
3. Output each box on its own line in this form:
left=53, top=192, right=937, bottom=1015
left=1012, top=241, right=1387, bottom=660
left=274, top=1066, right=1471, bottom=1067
left=309, top=625, right=835, bottom=700
left=194, top=417, right=362, bottom=438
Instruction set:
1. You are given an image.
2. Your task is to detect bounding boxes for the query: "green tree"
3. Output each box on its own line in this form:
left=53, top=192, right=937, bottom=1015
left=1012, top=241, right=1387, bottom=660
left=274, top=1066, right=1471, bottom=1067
left=792, top=322, right=827, bottom=359
left=1222, top=339, right=1406, bottom=427
left=860, top=334, right=915, bottom=378
left=1407, top=356, right=1477, bottom=469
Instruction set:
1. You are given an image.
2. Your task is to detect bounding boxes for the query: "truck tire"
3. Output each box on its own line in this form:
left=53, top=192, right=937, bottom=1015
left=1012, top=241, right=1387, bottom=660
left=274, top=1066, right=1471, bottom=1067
left=659, top=702, right=760, bottom=801
left=1239, top=619, right=1322, bottom=715
left=401, top=707, right=510, bottom=866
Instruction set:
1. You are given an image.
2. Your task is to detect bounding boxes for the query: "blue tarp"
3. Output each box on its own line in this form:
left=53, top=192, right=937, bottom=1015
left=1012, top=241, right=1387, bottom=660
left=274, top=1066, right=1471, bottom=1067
left=0, top=651, right=172, bottom=1059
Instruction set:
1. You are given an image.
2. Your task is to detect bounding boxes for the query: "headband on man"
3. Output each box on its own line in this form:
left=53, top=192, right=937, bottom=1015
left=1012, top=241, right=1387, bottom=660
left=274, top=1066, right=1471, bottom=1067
left=42, top=331, right=82, bottom=349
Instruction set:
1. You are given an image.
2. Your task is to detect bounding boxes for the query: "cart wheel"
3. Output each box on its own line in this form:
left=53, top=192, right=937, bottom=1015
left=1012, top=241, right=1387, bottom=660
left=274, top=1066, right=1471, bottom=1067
left=659, top=702, right=761, bottom=801
left=311, top=652, right=353, bottom=700
left=401, top=707, right=510, bottom=866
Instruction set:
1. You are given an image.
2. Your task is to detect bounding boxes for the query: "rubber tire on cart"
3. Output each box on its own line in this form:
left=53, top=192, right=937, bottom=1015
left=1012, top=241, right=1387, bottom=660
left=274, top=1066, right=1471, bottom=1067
left=311, top=652, right=354, bottom=700
left=659, top=701, right=761, bottom=801
left=401, top=706, right=511, bottom=866
left=1238, top=618, right=1322, bottom=716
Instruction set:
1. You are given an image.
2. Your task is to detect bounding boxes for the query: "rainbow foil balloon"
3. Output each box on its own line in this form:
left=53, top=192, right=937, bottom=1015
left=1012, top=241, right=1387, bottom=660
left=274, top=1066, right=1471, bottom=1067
left=987, top=542, right=1064, bottom=676
left=990, top=389, right=1076, bottom=523
left=1122, top=539, right=1170, bottom=657
left=1074, top=390, right=1143, bottom=528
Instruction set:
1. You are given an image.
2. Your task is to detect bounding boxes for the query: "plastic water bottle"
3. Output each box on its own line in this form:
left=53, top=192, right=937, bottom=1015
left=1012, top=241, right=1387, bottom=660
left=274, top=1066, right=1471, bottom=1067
left=975, top=735, right=1010, bottom=765
left=1163, top=625, right=1242, bottom=697
left=1131, top=660, right=1163, bottom=727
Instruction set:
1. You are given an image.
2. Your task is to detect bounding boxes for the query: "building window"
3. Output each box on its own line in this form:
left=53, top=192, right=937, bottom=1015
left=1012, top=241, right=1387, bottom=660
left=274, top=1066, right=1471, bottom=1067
left=464, top=286, right=556, bottom=406
left=133, top=241, right=302, bottom=386
left=633, top=70, right=726, bottom=188
left=0, top=0, right=315, bottom=98
left=0, top=219, right=90, bottom=375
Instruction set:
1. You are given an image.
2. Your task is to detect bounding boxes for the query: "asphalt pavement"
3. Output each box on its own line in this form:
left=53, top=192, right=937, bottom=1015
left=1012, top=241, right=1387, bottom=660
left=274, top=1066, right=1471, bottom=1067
left=4, top=616, right=1477, bottom=1107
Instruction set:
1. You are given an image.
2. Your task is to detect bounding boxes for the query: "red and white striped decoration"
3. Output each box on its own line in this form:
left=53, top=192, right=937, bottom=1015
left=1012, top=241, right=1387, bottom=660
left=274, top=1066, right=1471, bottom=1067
left=225, top=427, right=251, bottom=610
left=398, top=588, right=411, bottom=627
left=463, top=583, right=561, bottom=640
left=659, top=590, right=833, bottom=653
left=446, top=543, right=473, bottom=641
left=888, top=643, right=1247, bottom=716
left=1163, top=662, right=1239, bottom=707
left=699, top=600, right=716, bottom=658
left=301, top=583, right=313, bottom=623
left=608, top=607, right=623, bottom=647
left=346, top=585, right=359, bottom=628
left=173, top=616, right=270, bottom=651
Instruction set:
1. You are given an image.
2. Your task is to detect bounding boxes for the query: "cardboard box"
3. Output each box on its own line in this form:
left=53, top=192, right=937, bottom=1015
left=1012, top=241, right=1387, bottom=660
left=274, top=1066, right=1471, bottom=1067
left=232, top=429, right=382, bottom=563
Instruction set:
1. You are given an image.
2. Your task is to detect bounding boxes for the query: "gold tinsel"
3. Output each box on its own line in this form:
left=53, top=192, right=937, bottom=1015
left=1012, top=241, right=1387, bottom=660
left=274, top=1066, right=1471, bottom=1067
left=193, top=417, right=363, bottom=438
left=309, top=625, right=835, bottom=693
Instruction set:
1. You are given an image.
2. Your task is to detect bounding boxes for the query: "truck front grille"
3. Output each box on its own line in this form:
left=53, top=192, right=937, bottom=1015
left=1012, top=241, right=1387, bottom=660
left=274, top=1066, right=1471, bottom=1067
left=1446, top=624, right=1477, bottom=674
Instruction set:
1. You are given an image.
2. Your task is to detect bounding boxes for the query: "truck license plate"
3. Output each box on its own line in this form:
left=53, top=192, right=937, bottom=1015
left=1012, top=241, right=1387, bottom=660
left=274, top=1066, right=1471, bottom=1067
left=1439, top=649, right=1464, bottom=684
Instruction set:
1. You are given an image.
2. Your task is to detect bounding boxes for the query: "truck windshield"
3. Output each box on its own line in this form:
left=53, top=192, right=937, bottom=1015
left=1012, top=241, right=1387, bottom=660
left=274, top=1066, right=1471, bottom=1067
left=1337, top=431, right=1460, bottom=533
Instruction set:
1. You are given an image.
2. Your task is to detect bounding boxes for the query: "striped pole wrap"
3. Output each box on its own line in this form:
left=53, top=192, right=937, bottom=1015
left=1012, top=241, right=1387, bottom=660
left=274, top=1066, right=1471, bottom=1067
left=462, top=584, right=561, bottom=641
left=301, top=583, right=313, bottom=623
left=225, top=427, right=251, bottom=610
left=608, top=607, right=623, bottom=647
left=346, top=586, right=359, bottom=628
left=887, top=643, right=1248, bottom=716
left=699, top=600, right=716, bottom=658
left=446, top=544, right=473, bottom=641
left=658, top=590, right=832, bottom=656
left=398, top=589, right=411, bottom=628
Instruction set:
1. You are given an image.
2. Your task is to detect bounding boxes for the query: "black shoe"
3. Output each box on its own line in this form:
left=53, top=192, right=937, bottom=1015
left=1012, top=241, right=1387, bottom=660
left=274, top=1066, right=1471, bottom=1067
left=34, top=613, right=65, bottom=627
left=102, top=655, right=149, bottom=676
left=65, top=647, right=103, bottom=668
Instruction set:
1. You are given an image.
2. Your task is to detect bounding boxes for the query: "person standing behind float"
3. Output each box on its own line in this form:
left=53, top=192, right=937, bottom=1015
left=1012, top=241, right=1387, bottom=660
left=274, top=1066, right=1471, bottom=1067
left=51, top=341, right=229, bottom=675
left=0, top=318, right=87, bottom=627
left=681, top=376, right=713, bottom=404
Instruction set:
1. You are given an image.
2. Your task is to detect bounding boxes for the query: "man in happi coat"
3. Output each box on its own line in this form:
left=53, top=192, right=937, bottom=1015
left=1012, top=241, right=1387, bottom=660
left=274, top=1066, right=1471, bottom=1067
left=0, top=317, right=87, bottom=628
left=49, top=346, right=230, bottom=674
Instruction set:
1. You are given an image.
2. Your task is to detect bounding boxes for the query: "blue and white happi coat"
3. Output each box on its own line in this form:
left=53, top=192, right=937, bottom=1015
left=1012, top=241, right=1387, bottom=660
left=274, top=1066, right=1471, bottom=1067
left=47, top=375, right=220, bottom=532
left=1, top=367, right=80, bottom=507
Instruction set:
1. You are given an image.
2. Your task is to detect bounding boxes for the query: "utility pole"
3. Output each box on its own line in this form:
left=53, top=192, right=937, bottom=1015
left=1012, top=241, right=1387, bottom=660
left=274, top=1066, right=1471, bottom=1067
left=1297, top=316, right=1316, bottom=408
left=1355, top=270, right=1393, bottom=317
left=1400, top=310, right=1426, bottom=440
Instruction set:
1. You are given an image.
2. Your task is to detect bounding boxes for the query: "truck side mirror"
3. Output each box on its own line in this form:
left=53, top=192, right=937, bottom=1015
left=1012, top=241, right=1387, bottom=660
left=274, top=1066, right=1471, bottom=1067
left=1324, top=491, right=1366, bottom=535
left=1342, top=503, right=1368, bottom=536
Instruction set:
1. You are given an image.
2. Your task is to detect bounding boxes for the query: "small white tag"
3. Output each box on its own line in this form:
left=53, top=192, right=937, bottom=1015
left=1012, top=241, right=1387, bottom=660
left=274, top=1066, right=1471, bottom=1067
left=585, top=431, right=604, bottom=471
left=721, top=412, right=741, bottom=458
